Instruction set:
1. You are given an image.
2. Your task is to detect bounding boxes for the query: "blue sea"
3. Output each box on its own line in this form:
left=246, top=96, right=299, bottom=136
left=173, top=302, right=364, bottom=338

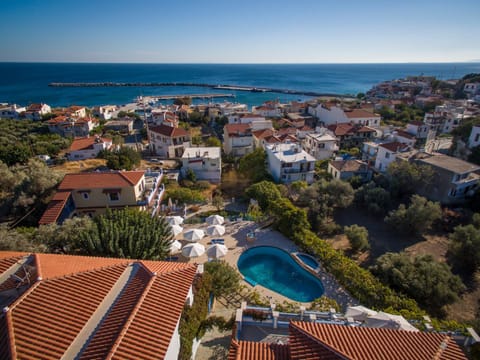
left=1, top=63, right=479, bottom=108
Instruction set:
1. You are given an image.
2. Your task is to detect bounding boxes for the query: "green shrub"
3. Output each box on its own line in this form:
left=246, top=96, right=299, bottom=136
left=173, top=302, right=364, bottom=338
left=344, top=225, right=370, bottom=252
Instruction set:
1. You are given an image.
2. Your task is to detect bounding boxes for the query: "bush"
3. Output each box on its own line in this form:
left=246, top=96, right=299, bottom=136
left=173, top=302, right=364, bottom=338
left=204, top=261, right=240, bottom=298
left=384, top=195, right=442, bottom=235
left=448, top=219, right=480, bottom=273
left=166, top=187, right=206, bottom=204
left=371, top=253, right=465, bottom=314
left=354, top=182, right=391, bottom=215
left=98, top=147, right=141, bottom=170
left=344, top=225, right=370, bottom=252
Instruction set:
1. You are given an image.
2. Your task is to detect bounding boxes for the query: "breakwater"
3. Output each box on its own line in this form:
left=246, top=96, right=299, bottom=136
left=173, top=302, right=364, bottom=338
left=48, top=82, right=351, bottom=98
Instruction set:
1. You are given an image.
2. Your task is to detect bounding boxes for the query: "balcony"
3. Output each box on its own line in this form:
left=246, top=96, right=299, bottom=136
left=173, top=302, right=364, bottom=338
left=452, top=172, right=480, bottom=186
left=137, top=169, right=163, bottom=206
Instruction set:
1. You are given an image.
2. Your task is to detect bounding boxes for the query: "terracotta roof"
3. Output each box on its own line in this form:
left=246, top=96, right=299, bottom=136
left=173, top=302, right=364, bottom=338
left=68, top=136, right=112, bottom=151
left=48, top=115, right=69, bottom=124
left=58, top=171, right=145, bottom=191
left=225, top=123, right=251, bottom=136
left=252, top=128, right=275, bottom=139
left=38, top=191, right=71, bottom=225
left=395, top=129, right=415, bottom=140
left=149, top=123, right=188, bottom=137
left=327, top=123, right=355, bottom=136
left=379, top=141, right=410, bottom=152
left=344, top=109, right=381, bottom=119
left=330, top=160, right=368, bottom=173
left=229, top=340, right=290, bottom=360
left=26, top=103, right=44, bottom=112
left=289, top=321, right=466, bottom=360
left=277, top=127, right=297, bottom=136
left=0, top=252, right=197, bottom=360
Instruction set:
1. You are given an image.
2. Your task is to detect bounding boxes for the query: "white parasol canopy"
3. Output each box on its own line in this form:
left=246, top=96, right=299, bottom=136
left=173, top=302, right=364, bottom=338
left=364, top=311, right=419, bottom=332
left=206, top=244, right=228, bottom=259
left=166, top=216, right=184, bottom=226
left=169, top=240, right=182, bottom=253
left=182, top=243, right=205, bottom=258
left=184, top=229, right=205, bottom=242
left=345, top=306, right=378, bottom=322
left=206, top=225, right=226, bottom=236
left=206, top=214, right=224, bottom=225
left=170, top=224, right=183, bottom=236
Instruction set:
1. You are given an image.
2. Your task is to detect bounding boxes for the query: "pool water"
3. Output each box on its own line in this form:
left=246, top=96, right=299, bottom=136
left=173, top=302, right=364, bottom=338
left=237, top=246, right=324, bottom=302
left=297, top=254, right=319, bottom=269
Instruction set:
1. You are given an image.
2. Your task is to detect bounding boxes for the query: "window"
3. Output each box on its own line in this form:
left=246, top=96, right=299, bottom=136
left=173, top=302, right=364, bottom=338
left=109, top=192, right=120, bottom=201
left=82, top=192, right=89, bottom=200
left=385, top=152, right=390, bottom=159
left=475, top=134, right=480, bottom=142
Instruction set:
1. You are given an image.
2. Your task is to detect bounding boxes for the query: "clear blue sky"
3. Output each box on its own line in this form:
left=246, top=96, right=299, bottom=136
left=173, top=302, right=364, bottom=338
left=1, top=0, right=479, bottom=63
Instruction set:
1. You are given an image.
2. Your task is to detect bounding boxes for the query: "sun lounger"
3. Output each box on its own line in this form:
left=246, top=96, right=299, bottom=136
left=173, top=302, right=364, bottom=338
left=211, top=238, right=225, bottom=245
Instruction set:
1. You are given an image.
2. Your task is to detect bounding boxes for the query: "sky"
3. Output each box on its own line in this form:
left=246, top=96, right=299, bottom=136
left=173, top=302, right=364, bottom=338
left=1, top=0, right=479, bottom=63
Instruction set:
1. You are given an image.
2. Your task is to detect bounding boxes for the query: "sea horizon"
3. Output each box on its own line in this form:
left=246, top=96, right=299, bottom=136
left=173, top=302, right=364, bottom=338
left=1, top=62, right=479, bottom=108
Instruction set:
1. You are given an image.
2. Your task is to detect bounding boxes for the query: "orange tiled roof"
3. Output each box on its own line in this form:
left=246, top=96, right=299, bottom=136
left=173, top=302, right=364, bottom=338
left=58, top=171, right=145, bottom=191
left=38, top=190, right=71, bottom=225
left=252, top=128, right=275, bottom=139
left=344, top=108, right=380, bottom=119
left=0, top=252, right=197, bottom=360
left=289, top=321, right=466, bottom=360
left=229, top=340, right=290, bottom=360
left=395, top=129, right=415, bottom=140
left=150, top=123, right=188, bottom=137
left=379, top=141, right=410, bottom=152
left=225, top=123, right=251, bottom=136
left=68, top=136, right=112, bottom=151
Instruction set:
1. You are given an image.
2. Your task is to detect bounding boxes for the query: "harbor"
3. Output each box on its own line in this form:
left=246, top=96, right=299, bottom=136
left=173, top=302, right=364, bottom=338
left=48, top=81, right=352, bottom=98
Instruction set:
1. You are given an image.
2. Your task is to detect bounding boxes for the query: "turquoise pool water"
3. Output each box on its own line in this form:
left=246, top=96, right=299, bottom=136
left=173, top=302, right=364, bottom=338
left=297, top=254, right=319, bottom=269
left=237, top=246, right=324, bottom=302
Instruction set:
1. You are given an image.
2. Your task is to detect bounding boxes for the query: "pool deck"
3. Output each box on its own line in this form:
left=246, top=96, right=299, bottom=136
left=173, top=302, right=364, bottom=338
left=177, top=219, right=358, bottom=310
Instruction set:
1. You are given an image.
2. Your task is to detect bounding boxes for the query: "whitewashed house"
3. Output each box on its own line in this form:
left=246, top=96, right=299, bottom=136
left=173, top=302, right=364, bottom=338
left=374, top=142, right=410, bottom=172
left=66, top=136, right=113, bottom=161
left=406, top=121, right=430, bottom=139
left=302, top=129, right=339, bottom=160
left=266, top=143, right=316, bottom=184
left=223, top=123, right=253, bottom=157
left=309, top=103, right=381, bottom=127
left=0, top=103, right=26, bottom=119
left=149, top=124, right=191, bottom=158
left=182, top=147, right=221, bottom=183
left=25, top=103, right=52, bottom=121
left=468, top=125, right=480, bottom=148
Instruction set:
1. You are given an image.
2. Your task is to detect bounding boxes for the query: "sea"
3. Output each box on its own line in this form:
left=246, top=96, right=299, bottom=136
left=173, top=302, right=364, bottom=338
left=1, top=62, right=480, bottom=108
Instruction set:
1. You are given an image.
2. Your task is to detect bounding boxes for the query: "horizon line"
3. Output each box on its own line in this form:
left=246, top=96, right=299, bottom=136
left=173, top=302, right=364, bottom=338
left=1, top=61, right=480, bottom=65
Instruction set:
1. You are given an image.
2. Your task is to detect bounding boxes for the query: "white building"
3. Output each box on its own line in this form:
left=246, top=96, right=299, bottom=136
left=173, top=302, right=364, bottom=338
left=182, top=147, right=221, bottom=183
left=464, top=83, right=480, bottom=95
left=302, top=129, right=339, bottom=160
left=309, top=103, right=381, bottom=128
left=406, top=121, right=430, bottom=139
left=393, top=130, right=416, bottom=147
left=25, top=103, right=52, bottom=121
left=468, top=125, right=480, bottom=148
left=228, top=113, right=265, bottom=124
left=66, top=136, right=113, bottom=161
left=252, top=105, right=282, bottom=118
left=0, top=103, right=26, bottom=119
left=266, top=143, right=316, bottom=184
left=93, top=105, right=117, bottom=120
left=223, top=123, right=253, bottom=157
left=149, top=124, right=191, bottom=158
left=374, top=142, right=410, bottom=172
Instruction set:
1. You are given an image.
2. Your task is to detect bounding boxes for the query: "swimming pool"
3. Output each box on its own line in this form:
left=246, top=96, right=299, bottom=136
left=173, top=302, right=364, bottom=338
left=237, top=246, right=324, bottom=302
left=297, top=254, right=319, bottom=270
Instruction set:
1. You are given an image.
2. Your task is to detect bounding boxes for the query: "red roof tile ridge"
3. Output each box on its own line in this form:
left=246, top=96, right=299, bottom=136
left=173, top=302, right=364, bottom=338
left=118, top=170, right=144, bottom=186
left=433, top=336, right=458, bottom=360
left=105, top=268, right=157, bottom=359
left=140, top=260, right=197, bottom=275
left=4, top=307, right=16, bottom=359
left=290, top=321, right=350, bottom=359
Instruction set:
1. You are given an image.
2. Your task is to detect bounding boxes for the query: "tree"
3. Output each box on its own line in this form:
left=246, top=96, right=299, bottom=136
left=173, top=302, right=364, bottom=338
left=386, top=161, right=434, bottom=198
left=204, top=261, right=240, bottom=297
left=0, top=226, right=46, bottom=252
left=185, top=168, right=197, bottom=182
left=344, top=225, right=370, bottom=252
left=354, top=181, right=391, bottom=214
left=205, top=136, right=221, bottom=147
left=371, top=252, right=465, bottom=313
left=384, top=195, right=442, bottom=235
left=238, top=148, right=270, bottom=183
left=212, top=194, right=224, bottom=211
left=448, top=221, right=480, bottom=273
left=78, top=208, right=173, bottom=260
left=99, top=147, right=141, bottom=170
left=245, top=181, right=282, bottom=210
left=166, top=186, right=206, bottom=204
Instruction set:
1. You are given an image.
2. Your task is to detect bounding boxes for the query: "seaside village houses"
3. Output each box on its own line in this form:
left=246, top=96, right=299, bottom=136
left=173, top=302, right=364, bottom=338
left=181, top=146, right=222, bottom=183
left=0, top=251, right=199, bottom=360
left=266, top=143, right=316, bottom=184
left=39, top=170, right=165, bottom=225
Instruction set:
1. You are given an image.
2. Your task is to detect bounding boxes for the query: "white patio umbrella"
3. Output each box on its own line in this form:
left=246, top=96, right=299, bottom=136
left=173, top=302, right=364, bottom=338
left=206, top=214, right=224, bottom=225
left=182, top=243, right=205, bottom=258
left=364, top=312, right=419, bottom=332
left=166, top=216, right=184, bottom=226
left=170, top=224, right=183, bottom=236
left=345, top=306, right=378, bottom=322
left=169, top=240, right=182, bottom=253
left=206, top=225, right=226, bottom=236
left=184, top=229, right=205, bottom=242
left=206, top=244, right=228, bottom=259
